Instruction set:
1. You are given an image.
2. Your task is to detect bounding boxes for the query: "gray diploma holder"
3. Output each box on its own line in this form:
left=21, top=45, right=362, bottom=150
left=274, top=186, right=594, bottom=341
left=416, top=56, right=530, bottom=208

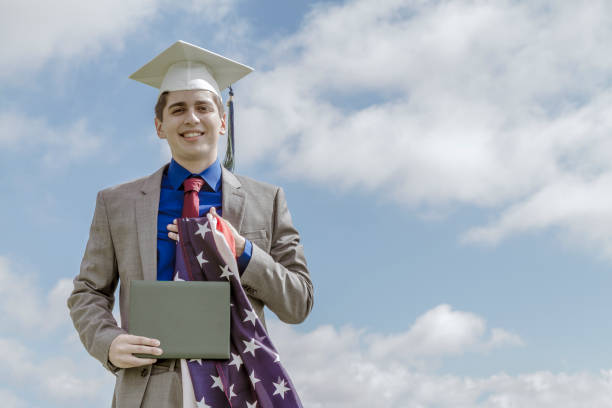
left=128, top=280, right=230, bottom=359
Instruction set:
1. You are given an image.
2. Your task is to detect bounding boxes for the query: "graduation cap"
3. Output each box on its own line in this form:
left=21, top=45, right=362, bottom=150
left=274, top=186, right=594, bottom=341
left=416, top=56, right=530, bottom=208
left=130, top=40, right=254, bottom=171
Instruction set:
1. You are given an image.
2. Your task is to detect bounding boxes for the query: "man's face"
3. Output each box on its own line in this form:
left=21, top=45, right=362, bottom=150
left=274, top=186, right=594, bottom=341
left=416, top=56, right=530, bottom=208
left=155, top=89, right=226, bottom=165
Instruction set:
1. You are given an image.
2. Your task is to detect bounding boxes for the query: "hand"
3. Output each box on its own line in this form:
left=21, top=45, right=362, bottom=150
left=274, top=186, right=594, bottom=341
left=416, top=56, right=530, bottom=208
left=210, top=207, right=246, bottom=256
left=166, top=207, right=246, bottom=256
left=109, top=334, right=162, bottom=368
left=167, top=218, right=180, bottom=242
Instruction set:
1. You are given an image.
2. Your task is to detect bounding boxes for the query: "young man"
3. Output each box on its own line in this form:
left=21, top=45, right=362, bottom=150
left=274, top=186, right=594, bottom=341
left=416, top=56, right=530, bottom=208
left=67, top=41, right=313, bottom=407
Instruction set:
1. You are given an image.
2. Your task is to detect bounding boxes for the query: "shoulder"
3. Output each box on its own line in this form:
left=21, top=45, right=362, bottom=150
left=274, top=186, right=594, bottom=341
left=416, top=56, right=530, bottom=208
left=224, top=170, right=288, bottom=216
left=98, top=164, right=168, bottom=203
left=234, top=173, right=279, bottom=196
left=228, top=171, right=286, bottom=208
left=100, top=176, right=145, bottom=196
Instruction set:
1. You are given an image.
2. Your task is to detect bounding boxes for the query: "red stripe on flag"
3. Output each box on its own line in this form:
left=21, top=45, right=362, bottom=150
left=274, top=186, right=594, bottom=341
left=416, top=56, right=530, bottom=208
left=214, top=214, right=236, bottom=257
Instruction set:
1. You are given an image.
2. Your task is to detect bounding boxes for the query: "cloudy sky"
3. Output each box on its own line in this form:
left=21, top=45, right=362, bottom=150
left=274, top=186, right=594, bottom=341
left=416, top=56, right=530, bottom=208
left=3, top=0, right=612, bottom=406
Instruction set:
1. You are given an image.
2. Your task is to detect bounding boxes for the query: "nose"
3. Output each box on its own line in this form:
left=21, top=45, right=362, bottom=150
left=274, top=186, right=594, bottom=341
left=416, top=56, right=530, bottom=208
left=184, top=108, right=200, bottom=125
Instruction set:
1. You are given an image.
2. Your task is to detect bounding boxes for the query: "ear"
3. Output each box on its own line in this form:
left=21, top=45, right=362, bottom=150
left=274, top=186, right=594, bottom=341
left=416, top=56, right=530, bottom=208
left=155, top=117, right=165, bottom=139
left=219, top=112, right=227, bottom=135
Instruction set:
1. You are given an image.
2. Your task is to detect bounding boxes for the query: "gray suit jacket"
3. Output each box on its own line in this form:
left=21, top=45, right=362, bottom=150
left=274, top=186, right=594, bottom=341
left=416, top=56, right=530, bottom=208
left=67, top=164, right=313, bottom=407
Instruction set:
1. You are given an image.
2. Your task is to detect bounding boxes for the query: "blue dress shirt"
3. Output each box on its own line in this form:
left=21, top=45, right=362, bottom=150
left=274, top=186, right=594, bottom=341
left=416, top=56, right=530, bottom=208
left=156, top=159, right=253, bottom=281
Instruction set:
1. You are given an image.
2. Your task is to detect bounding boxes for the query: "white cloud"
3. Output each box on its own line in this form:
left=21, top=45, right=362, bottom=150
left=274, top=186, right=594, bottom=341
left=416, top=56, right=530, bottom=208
left=268, top=304, right=522, bottom=376
left=0, top=256, right=112, bottom=406
left=177, top=0, right=239, bottom=22
left=0, top=256, right=73, bottom=333
left=0, top=254, right=606, bottom=408
left=0, top=389, right=28, bottom=408
left=237, top=0, right=612, bottom=257
left=268, top=318, right=612, bottom=408
left=365, top=304, right=523, bottom=362
left=485, top=328, right=524, bottom=351
left=0, top=337, right=113, bottom=407
left=0, top=0, right=155, bottom=78
left=0, top=111, right=102, bottom=167
left=463, top=173, right=612, bottom=248
left=0, top=0, right=240, bottom=79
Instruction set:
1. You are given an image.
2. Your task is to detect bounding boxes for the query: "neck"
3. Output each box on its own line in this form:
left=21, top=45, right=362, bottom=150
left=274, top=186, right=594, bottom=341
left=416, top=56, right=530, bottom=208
left=173, top=156, right=216, bottom=174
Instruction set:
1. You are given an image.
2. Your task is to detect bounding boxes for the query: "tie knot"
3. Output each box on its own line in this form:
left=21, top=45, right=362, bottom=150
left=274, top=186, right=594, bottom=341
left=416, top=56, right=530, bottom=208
left=183, top=177, right=204, bottom=193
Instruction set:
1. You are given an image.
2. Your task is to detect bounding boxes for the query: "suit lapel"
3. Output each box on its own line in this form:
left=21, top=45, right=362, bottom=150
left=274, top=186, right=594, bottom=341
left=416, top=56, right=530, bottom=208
left=136, top=164, right=167, bottom=281
left=221, top=167, right=246, bottom=232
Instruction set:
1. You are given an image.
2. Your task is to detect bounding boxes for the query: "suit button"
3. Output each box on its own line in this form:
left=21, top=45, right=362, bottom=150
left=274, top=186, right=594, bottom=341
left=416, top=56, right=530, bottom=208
left=141, top=368, right=149, bottom=377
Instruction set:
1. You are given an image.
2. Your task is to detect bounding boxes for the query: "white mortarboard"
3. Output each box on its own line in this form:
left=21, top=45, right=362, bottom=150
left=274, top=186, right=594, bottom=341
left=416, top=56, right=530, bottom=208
left=129, top=40, right=253, bottom=98
left=129, top=41, right=254, bottom=171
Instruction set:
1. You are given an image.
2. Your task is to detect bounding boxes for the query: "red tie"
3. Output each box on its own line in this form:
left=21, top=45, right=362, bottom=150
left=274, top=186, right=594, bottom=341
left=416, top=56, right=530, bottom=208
left=182, top=177, right=205, bottom=218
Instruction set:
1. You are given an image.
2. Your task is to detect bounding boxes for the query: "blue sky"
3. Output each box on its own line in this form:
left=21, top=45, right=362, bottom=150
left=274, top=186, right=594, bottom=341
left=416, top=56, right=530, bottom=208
left=3, top=0, right=612, bottom=406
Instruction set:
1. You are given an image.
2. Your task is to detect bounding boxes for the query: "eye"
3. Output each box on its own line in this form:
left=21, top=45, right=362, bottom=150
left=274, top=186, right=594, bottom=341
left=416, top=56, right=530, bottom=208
left=171, top=107, right=185, bottom=114
left=198, top=105, right=212, bottom=112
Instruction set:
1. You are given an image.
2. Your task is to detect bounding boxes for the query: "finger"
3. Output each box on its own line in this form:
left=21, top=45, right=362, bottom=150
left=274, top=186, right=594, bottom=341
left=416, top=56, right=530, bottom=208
left=173, top=218, right=178, bottom=225
left=124, top=356, right=158, bottom=368
left=125, top=335, right=161, bottom=347
left=210, top=207, right=217, bottom=215
left=167, top=223, right=178, bottom=232
left=126, top=344, right=164, bottom=356
left=168, top=231, right=179, bottom=241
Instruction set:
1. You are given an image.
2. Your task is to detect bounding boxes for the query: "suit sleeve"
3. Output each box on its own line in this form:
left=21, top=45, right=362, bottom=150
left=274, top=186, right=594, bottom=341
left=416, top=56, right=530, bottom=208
left=240, top=187, right=314, bottom=324
left=67, top=190, right=126, bottom=373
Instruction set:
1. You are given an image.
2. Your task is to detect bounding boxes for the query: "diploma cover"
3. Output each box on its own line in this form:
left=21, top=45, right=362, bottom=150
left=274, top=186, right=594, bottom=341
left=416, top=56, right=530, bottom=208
left=128, top=280, right=230, bottom=359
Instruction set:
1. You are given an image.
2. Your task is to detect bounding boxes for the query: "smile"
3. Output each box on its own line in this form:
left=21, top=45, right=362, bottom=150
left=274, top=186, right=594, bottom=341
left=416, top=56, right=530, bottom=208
left=180, top=131, right=204, bottom=138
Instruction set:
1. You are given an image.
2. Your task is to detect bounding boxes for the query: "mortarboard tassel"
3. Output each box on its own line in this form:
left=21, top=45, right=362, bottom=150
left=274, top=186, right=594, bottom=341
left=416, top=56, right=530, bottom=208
left=223, top=85, right=235, bottom=172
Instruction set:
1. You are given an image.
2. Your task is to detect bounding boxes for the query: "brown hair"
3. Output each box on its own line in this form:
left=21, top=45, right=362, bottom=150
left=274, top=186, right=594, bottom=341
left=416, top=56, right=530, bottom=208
left=155, top=90, right=224, bottom=122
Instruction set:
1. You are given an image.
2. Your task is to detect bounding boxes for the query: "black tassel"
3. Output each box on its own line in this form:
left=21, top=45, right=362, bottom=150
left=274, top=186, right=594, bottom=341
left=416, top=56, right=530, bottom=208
left=223, top=85, right=235, bottom=172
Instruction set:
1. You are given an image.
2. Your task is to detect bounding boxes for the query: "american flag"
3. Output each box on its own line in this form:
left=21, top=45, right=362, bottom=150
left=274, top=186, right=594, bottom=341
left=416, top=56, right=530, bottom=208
left=174, top=213, right=303, bottom=408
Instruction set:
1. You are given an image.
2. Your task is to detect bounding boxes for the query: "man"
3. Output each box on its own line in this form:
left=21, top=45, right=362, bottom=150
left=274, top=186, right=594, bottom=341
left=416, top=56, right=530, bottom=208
left=67, top=41, right=313, bottom=407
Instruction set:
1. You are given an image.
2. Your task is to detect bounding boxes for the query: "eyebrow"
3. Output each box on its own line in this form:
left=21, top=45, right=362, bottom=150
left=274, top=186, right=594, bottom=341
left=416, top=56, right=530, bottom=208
left=167, top=100, right=214, bottom=110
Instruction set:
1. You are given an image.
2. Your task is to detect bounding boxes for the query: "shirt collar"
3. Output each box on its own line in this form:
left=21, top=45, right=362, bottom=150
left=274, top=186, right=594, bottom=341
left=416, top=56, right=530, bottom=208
left=167, top=159, right=222, bottom=192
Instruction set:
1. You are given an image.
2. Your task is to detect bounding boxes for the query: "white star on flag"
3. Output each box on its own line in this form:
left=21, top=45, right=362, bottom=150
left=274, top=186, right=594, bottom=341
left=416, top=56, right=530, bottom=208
left=196, top=397, right=212, bottom=408
left=272, top=377, right=291, bottom=399
left=249, top=370, right=260, bottom=387
left=196, top=251, right=208, bottom=267
left=246, top=401, right=258, bottom=408
left=189, top=358, right=203, bottom=365
left=243, top=308, right=258, bottom=326
left=228, top=353, right=243, bottom=371
left=273, top=353, right=281, bottom=363
left=210, top=375, right=224, bottom=391
left=175, top=277, right=185, bottom=282
left=242, top=338, right=261, bottom=357
left=228, top=384, right=237, bottom=399
left=195, top=222, right=211, bottom=239
left=219, top=264, right=233, bottom=279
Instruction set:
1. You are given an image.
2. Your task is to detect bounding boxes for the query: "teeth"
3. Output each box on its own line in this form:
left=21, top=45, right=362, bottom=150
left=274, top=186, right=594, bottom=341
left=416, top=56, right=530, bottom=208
left=183, top=132, right=202, bottom=138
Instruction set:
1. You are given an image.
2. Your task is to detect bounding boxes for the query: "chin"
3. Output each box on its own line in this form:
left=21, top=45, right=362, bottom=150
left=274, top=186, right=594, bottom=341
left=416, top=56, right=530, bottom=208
left=182, top=149, right=217, bottom=161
